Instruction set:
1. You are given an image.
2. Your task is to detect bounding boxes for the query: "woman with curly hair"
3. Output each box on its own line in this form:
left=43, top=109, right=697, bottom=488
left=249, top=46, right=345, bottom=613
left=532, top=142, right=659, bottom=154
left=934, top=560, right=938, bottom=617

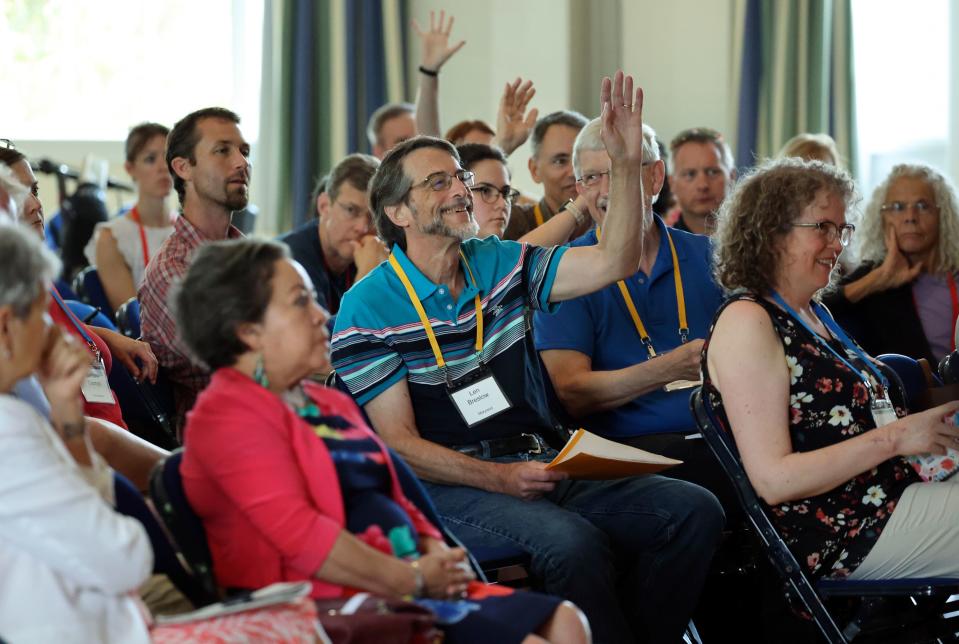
left=702, top=157, right=959, bottom=581
left=823, top=163, right=959, bottom=363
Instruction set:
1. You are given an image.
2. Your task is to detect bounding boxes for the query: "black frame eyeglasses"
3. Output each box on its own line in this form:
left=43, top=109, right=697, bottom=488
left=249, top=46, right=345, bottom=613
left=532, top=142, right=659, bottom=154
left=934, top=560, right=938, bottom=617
left=791, top=221, right=856, bottom=247
left=472, top=182, right=520, bottom=204
left=577, top=170, right=610, bottom=187
left=406, top=169, right=475, bottom=197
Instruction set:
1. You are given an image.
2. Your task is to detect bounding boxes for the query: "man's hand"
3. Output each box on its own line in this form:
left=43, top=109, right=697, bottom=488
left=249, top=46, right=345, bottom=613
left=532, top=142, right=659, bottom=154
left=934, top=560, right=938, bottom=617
left=351, top=234, right=390, bottom=280
left=600, top=70, right=645, bottom=166
left=495, top=78, right=539, bottom=156
left=663, top=339, right=705, bottom=383
left=412, top=10, right=465, bottom=73
left=494, top=461, right=567, bottom=501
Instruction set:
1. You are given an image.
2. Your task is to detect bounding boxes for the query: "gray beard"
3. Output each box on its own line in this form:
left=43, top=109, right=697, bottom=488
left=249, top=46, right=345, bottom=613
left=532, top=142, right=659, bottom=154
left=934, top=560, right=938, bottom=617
left=412, top=203, right=479, bottom=241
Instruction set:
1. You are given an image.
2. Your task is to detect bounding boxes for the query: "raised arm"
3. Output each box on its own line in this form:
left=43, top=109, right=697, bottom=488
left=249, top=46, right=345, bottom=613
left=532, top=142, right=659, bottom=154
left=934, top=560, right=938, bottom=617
left=548, top=71, right=646, bottom=302
left=706, top=299, right=959, bottom=505
left=412, top=10, right=465, bottom=138
left=364, top=378, right=566, bottom=501
left=518, top=194, right=590, bottom=246
left=495, top=78, right=539, bottom=156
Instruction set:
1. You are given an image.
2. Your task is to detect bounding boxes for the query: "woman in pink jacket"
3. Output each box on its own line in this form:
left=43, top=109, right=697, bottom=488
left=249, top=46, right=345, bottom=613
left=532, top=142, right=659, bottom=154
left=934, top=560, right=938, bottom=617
left=177, top=238, right=588, bottom=644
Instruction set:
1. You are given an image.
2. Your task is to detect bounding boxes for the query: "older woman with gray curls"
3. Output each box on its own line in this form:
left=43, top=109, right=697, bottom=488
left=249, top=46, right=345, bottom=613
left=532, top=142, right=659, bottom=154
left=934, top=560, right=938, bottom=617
left=0, top=224, right=153, bottom=642
left=176, top=238, right=588, bottom=644
left=823, top=163, right=959, bottom=364
left=702, top=157, right=959, bottom=582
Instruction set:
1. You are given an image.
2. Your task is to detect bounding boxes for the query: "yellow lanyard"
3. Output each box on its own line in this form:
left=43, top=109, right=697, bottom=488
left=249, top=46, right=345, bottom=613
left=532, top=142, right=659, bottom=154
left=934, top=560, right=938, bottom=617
left=596, top=226, right=688, bottom=358
left=533, top=203, right=545, bottom=227
left=388, top=252, right=483, bottom=370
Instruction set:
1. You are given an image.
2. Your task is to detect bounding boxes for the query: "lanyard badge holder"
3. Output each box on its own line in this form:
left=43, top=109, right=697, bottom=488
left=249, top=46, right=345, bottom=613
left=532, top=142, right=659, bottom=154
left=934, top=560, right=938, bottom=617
left=51, top=290, right=116, bottom=405
left=771, top=293, right=896, bottom=428
left=597, top=226, right=697, bottom=392
left=389, top=253, right=512, bottom=427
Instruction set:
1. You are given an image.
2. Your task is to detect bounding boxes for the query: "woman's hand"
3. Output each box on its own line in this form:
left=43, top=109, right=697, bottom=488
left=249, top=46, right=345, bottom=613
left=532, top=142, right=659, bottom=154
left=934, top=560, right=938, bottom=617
left=417, top=547, right=474, bottom=599
left=412, top=10, right=465, bottom=73
left=37, top=326, right=90, bottom=432
left=875, top=225, right=922, bottom=289
left=890, top=401, right=959, bottom=456
left=496, top=78, right=538, bottom=156
left=98, top=327, right=158, bottom=383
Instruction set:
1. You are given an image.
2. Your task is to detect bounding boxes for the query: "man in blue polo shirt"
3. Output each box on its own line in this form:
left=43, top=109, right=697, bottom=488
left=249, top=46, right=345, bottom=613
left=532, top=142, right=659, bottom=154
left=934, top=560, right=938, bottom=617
left=332, top=73, right=723, bottom=644
left=534, top=117, right=734, bottom=514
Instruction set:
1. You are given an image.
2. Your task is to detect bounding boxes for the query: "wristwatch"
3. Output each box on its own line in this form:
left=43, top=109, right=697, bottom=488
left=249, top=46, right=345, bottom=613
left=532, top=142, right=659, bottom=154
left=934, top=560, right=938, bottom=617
left=562, top=199, right=586, bottom=226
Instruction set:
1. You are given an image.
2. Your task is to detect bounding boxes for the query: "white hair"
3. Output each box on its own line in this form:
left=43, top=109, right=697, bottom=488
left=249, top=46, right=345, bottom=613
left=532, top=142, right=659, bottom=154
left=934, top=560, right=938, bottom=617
left=854, top=163, right=959, bottom=273
left=572, top=118, right=660, bottom=179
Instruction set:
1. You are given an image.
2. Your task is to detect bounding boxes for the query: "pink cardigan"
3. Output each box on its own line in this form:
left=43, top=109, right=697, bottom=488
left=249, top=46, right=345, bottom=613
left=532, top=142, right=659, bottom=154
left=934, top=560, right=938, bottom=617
left=181, top=368, right=442, bottom=598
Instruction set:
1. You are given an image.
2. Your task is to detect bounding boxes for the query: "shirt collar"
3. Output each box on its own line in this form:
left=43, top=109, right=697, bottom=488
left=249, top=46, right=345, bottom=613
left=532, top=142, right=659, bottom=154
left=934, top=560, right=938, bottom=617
left=390, top=243, right=480, bottom=303
left=175, top=213, right=244, bottom=244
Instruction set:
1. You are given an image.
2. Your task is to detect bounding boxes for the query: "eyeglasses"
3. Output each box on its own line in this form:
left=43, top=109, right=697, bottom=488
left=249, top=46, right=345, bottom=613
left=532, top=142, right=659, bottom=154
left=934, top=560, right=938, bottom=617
left=880, top=200, right=937, bottom=216
left=791, top=221, right=856, bottom=247
left=334, top=200, right=371, bottom=221
left=0, top=138, right=15, bottom=150
left=577, top=170, right=610, bottom=187
left=407, top=169, right=475, bottom=197
left=472, top=183, right=520, bottom=205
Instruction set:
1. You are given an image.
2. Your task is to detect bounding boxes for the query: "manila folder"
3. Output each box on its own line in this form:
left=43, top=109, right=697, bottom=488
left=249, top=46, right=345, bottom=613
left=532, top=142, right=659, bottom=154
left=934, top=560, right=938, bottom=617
left=546, top=429, right=682, bottom=479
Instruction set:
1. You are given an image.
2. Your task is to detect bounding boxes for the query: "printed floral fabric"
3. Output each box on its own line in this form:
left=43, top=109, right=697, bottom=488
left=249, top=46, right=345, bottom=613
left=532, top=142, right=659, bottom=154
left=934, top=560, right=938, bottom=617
left=701, top=294, right=921, bottom=579
left=151, top=597, right=319, bottom=643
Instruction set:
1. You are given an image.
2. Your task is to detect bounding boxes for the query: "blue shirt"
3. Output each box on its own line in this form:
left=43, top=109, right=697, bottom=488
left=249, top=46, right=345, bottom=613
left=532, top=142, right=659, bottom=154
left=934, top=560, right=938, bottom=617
left=534, top=216, right=723, bottom=437
left=331, top=236, right=567, bottom=446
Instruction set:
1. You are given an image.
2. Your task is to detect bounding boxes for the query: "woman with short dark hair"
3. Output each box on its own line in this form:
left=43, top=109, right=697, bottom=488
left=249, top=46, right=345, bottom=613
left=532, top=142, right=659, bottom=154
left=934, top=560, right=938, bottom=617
left=176, top=238, right=589, bottom=644
left=704, top=157, right=959, bottom=582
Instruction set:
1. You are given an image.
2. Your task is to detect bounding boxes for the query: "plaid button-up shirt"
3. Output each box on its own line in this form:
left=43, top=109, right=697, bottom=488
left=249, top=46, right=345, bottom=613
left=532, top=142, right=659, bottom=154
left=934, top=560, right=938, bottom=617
left=139, top=215, right=243, bottom=429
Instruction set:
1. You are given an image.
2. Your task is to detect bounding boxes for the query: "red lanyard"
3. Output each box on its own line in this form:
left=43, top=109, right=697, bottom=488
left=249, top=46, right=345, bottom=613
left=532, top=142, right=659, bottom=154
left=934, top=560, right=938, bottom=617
left=129, top=206, right=151, bottom=267
left=950, top=273, right=958, bottom=351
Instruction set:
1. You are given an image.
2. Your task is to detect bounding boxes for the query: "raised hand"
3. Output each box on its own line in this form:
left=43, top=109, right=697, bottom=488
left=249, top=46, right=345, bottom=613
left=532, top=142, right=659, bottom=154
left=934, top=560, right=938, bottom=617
left=599, top=71, right=645, bottom=166
left=412, top=10, right=465, bottom=73
left=496, top=78, right=539, bottom=156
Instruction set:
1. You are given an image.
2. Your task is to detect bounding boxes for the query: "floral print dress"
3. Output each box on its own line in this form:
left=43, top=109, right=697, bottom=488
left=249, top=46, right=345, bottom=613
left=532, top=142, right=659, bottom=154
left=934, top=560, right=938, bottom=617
left=701, top=294, right=921, bottom=579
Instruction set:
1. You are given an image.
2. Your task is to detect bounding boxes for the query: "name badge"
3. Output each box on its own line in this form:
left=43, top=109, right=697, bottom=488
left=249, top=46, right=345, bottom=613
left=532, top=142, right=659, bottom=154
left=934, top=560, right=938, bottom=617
left=448, top=372, right=512, bottom=427
left=81, top=360, right=115, bottom=405
left=870, top=395, right=897, bottom=428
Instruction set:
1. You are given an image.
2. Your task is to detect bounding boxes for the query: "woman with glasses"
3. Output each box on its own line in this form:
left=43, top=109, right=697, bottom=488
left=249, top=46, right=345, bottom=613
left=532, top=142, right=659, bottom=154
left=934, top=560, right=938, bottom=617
left=457, top=143, right=590, bottom=245
left=823, top=163, right=959, bottom=364
left=702, top=157, right=959, bottom=583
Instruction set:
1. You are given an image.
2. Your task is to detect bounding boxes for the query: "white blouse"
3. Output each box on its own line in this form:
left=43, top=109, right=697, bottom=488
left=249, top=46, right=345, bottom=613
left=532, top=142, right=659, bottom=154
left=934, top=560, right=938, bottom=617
left=0, top=396, right=153, bottom=643
left=85, top=213, right=175, bottom=287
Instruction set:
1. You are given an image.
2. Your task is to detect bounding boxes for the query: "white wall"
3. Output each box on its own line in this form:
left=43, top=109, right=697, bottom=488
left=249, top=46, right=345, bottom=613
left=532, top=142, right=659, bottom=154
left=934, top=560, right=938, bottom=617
left=406, top=0, right=738, bottom=191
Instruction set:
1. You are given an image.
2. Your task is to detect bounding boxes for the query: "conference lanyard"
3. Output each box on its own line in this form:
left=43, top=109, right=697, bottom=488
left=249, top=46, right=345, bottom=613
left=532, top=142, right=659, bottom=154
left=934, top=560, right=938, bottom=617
left=533, top=203, right=545, bottom=227
left=596, top=225, right=688, bottom=358
left=50, top=288, right=100, bottom=359
left=388, top=252, right=483, bottom=372
left=770, top=291, right=890, bottom=396
left=128, top=206, right=152, bottom=267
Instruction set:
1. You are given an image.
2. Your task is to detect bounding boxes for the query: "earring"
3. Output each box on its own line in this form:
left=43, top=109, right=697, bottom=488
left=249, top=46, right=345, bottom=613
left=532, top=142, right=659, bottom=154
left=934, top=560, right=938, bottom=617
left=253, top=353, right=270, bottom=388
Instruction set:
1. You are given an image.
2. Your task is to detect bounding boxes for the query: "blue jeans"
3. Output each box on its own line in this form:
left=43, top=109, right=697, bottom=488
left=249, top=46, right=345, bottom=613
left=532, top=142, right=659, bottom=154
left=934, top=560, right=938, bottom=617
left=423, top=449, right=724, bottom=644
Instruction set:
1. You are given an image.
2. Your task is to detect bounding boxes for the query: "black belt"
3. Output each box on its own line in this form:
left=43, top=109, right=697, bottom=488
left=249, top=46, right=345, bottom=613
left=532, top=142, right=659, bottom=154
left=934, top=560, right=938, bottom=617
left=452, top=433, right=544, bottom=459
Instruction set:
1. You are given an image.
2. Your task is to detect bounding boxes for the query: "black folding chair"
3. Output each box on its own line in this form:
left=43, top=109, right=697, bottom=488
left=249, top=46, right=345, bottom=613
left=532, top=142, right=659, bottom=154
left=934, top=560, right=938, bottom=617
left=690, top=387, right=959, bottom=643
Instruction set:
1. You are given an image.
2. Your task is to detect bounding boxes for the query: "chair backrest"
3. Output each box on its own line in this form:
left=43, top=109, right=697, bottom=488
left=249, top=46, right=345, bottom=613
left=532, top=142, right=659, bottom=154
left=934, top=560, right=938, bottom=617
left=149, top=449, right=220, bottom=605
left=878, top=353, right=943, bottom=412
left=689, top=387, right=846, bottom=643
left=71, top=265, right=114, bottom=322
left=115, top=297, right=141, bottom=339
left=64, top=299, right=116, bottom=331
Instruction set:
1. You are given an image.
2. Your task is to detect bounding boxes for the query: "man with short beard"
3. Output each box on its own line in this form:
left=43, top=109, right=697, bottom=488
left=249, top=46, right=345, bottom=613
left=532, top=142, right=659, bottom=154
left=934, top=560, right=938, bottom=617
left=140, top=107, right=251, bottom=429
left=332, top=74, right=723, bottom=643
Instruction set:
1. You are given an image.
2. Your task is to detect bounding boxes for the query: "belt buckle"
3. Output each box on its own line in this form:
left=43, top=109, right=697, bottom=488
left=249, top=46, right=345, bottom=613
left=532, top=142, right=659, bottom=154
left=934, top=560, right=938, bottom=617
left=522, top=433, right=542, bottom=455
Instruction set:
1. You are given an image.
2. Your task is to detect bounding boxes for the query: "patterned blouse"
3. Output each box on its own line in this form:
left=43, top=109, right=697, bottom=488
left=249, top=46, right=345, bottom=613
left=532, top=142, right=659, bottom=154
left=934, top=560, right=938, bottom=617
left=701, top=293, right=921, bottom=579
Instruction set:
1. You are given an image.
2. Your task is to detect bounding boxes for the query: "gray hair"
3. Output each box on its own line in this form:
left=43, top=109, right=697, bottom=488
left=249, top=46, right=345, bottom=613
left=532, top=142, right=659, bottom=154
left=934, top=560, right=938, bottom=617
left=572, top=118, right=660, bottom=179
left=855, top=163, right=959, bottom=273
left=530, top=110, right=588, bottom=158
left=0, top=224, right=60, bottom=318
left=368, top=136, right=461, bottom=251
left=366, top=102, right=416, bottom=149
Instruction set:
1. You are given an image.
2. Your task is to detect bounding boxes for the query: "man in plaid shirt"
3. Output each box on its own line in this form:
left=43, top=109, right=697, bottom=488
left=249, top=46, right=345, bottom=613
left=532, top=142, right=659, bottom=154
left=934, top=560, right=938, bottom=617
left=139, top=107, right=250, bottom=430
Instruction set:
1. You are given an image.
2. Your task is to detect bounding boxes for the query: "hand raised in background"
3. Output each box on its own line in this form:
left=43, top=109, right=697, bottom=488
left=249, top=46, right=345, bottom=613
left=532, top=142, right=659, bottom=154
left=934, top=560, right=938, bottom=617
left=412, top=10, right=465, bottom=73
